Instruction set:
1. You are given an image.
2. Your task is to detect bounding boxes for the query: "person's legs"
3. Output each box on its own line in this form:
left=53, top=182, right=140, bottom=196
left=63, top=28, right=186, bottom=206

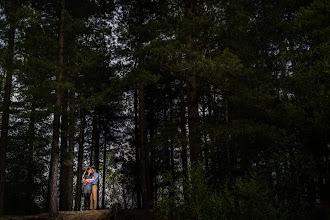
left=86, top=193, right=91, bottom=209
left=93, top=185, right=98, bottom=209
left=90, top=185, right=98, bottom=209
left=83, top=193, right=89, bottom=210
left=90, top=191, right=93, bottom=210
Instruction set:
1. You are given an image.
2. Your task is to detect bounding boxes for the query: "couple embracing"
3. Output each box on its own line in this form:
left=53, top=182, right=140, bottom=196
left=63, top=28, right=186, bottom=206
left=82, top=166, right=99, bottom=210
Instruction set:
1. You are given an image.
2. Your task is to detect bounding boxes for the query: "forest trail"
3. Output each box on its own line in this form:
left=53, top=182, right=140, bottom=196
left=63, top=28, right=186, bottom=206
left=0, top=209, right=163, bottom=220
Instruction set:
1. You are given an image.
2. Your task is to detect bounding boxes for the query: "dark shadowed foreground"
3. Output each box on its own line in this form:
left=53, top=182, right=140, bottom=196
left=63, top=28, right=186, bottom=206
left=0, top=209, right=165, bottom=220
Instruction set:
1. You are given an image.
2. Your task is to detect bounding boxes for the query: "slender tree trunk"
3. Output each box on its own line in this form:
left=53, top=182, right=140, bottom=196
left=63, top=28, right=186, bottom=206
left=225, top=96, right=230, bottom=176
left=90, top=113, right=95, bottom=166
left=179, top=79, right=187, bottom=176
left=280, top=44, right=288, bottom=101
left=134, top=89, right=141, bottom=208
left=187, top=75, right=200, bottom=165
left=49, top=0, right=65, bottom=215
left=169, top=82, right=175, bottom=178
left=67, top=88, right=75, bottom=210
left=185, top=0, right=201, bottom=166
left=102, top=132, right=107, bottom=209
left=0, top=71, right=4, bottom=91
left=28, top=101, right=36, bottom=166
left=163, top=87, right=171, bottom=175
left=168, top=83, right=175, bottom=204
left=93, top=113, right=100, bottom=209
left=74, top=109, right=85, bottom=211
left=93, top=113, right=100, bottom=171
left=163, top=89, right=171, bottom=171
left=202, top=96, right=209, bottom=170
left=210, top=91, right=221, bottom=172
left=149, top=96, right=155, bottom=204
left=59, top=91, right=68, bottom=211
left=0, top=22, right=15, bottom=214
left=208, top=91, right=217, bottom=173
left=26, top=101, right=36, bottom=213
left=59, top=89, right=74, bottom=211
left=139, top=82, right=151, bottom=209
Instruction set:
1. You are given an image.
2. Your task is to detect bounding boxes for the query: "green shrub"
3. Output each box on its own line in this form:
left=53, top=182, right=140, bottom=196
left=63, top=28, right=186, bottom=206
left=157, top=163, right=310, bottom=219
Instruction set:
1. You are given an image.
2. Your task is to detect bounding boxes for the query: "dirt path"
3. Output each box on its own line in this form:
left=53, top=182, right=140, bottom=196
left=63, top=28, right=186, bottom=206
left=0, top=210, right=111, bottom=220
left=0, top=209, right=164, bottom=220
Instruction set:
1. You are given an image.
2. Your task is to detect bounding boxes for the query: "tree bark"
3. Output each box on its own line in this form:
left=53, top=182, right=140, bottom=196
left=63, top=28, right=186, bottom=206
left=134, top=89, right=141, bottom=208
left=59, top=91, right=68, bottom=211
left=179, top=79, right=187, bottom=175
left=225, top=98, right=230, bottom=175
left=26, top=100, right=36, bottom=213
left=187, top=75, right=201, bottom=165
left=90, top=113, right=94, bottom=166
left=202, top=96, right=209, bottom=170
left=169, top=83, right=175, bottom=178
left=93, top=113, right=100, bottom=209
left=163, top=89, right=171, bottom=172
left=67, top=88, right=75, bottom=210
left=185, top=0, right=201, bottom=166
left=149, top=94, right=156, bottom=203
left=93, top=113, right=100, bottom=171
left=280, top=44, right=288, bottom=101
left=0, top=22, right=15, bottom=215
left=139, top=82, right=151, bottom=209
left=49, top=0, right=65, bottom=215
left=28, top=101, right=36, bottom=166
left=102, top=132, right=107, bottom=209
left=74, top=108, right=85, bottom=211
left=0, top=70, right=4, bottom=91
left=59, top=88, right=75, bottom=211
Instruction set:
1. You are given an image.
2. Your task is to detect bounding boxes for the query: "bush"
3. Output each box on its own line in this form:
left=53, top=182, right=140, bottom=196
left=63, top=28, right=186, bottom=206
left=157, top=163, right=309, bottom=219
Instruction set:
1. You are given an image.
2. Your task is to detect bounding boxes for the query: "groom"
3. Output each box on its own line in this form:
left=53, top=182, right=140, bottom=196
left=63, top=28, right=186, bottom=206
left=90, top=166, right=99, bottom=210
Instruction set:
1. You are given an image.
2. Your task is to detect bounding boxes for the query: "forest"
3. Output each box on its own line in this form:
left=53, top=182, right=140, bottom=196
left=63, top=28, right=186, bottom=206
left=0, top=0, right=329, bottom=219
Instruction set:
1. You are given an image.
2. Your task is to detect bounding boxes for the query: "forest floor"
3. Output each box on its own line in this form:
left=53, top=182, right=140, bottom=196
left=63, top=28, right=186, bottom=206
left=0, top=209, right=165, bottom=220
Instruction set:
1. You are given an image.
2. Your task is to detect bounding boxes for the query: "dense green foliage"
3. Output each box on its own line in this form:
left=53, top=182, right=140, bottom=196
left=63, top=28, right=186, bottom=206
left=158, top=163, right=309, bottom=219
left=0, top=0, right=329, bottom=218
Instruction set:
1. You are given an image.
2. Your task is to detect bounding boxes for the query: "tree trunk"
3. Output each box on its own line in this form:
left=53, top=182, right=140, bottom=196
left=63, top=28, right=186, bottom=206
left=74, top=109, right=85, bottom=211
left=49, top=0, right=65, bottom=215
left=185, top=0, right=201, bottom=166
left=59, top=91, right=68, bottom=211
left=66, top=88, right=75, bottom=210
left=28, top=101, right=36, bottom=166
left=0, top=23, right=15, bottom=215
left=0, top=70, right=4, bottom=91
left=93, top=113, right=100, bottom=209
left=134, top=89, right=141, bottom=208
left=59, top=89, right=74, bottom=211
left=26, top=100, right=36, bottom=213
left=225, top=99, right=230, bottom=174
left=139, top=82, right=151, bottom=209
left=163, top=89, right=170, bottom=172
left=149, top=96, right=155, bottom=203
left=102, top=132, right=107, bottom=209
left=179, top=79, right=187, bottom=176
left=187, top=75, right=200, bottom=165
left=280, top=44, right=288, bottom=101
left=169, top=82, right=175, bottom=178
left=202, top=96, right=209, bottom=170
left=90, top=113, right=94, bottom=166
left=93, top=113, right=100, bottom=171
